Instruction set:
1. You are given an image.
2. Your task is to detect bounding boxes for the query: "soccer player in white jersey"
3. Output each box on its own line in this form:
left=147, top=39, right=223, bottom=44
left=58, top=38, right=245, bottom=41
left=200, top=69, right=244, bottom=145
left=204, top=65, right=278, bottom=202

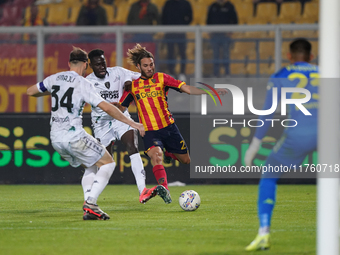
left=27, top=47, right=145, bottom=220
left=87, top=49, right=158, bottom=204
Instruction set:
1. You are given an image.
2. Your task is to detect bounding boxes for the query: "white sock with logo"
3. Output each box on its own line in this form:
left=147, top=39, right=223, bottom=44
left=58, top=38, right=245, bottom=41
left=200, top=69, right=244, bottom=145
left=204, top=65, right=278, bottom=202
left=87, top=162, right=116, bottom=204
left=130, top=153, right=146, bottom=194
left=82, top=165, right=97, bottom=201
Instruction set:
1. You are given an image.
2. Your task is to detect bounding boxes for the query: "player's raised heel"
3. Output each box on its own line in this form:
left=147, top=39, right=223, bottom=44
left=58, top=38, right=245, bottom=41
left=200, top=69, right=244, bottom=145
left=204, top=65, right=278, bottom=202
left=245, top=233, right=270, bottom=251
left=83, top=201, right=110, bottom=220
left=156, top=185, right=172, bottom=204
left=139, top=186, right=158, bottom=203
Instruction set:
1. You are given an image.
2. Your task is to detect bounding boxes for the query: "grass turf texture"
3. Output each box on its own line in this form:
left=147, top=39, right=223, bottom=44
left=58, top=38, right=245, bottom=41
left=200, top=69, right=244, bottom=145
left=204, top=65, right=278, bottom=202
left=0, top=184, right=315, bottom=255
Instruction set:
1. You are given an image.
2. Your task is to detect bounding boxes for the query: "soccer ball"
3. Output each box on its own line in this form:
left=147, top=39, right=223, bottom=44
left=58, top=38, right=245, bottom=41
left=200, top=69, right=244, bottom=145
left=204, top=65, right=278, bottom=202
left=179, top=190, right=200, bottom=211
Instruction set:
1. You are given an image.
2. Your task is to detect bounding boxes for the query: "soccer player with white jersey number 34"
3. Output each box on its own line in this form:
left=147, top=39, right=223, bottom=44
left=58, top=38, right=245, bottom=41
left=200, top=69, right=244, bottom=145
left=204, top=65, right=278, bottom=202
left=27, top=47, right=145, bottom=220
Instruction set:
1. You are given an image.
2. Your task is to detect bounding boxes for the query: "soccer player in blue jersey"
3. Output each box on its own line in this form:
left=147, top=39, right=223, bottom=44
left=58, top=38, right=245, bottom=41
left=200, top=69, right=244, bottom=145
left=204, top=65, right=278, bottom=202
left=244, top=38, right=319, bottom=251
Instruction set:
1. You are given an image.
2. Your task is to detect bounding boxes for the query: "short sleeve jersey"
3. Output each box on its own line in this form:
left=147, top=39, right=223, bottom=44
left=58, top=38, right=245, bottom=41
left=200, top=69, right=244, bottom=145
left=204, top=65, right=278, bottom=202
left=86, top=67, right=140, bottom=121
left=37, top=70, right=104, bottom=141
left=120, top=72, right=185, bottom=131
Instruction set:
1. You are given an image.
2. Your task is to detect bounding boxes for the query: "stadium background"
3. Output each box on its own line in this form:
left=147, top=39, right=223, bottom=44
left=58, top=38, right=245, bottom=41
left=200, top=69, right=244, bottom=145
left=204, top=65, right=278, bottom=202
left=0, top=0, right=318, bottom=185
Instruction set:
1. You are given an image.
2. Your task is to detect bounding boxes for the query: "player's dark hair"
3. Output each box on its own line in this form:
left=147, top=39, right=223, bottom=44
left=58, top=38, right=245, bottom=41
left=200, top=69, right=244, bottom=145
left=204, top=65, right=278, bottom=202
left=88, top=49, right=104, bottom=62
left=127, top=43, right=154, bottom=66
left=69, top=46, right=88, bottom=64
left=289, top=38, right=312, bottom=56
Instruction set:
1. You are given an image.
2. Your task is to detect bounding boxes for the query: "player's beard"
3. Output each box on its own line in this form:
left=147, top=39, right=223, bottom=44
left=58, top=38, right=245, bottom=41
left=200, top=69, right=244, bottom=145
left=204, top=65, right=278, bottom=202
left=95, top=70, right=106, bottom=79
left=141, top=69, right=154, bottom=79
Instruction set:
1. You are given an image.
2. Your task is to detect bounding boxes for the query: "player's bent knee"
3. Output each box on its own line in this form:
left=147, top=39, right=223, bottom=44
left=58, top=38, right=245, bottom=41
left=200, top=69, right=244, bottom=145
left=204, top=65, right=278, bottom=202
left=150, top=153, right=163, bottom=166
left=151, top=155, right=163, bottom=166
left=180, top=156, right=190, bottom=164
left=99, top=161, right=116, bottom=179
left=103, top=154, right=114, bottom=164
left=176, top=154, right=191, bottom=164
left=148, top=147, right=164, bottom=166
left=97, top=151, right=115, bottom=167
left=182, top=158, right=191, bottom=164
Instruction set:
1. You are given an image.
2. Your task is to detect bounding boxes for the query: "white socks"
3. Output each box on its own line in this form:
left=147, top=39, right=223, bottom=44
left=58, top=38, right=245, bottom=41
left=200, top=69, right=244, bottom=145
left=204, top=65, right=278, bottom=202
left=86, top=162, right=116, bottom=204
left=258, top=226, right=270, bottom=236
left=130, top=153, right=146, bottom=194
left=83, top=153, right=145, bottom=204
left=82, top=165, right=97, bottom=201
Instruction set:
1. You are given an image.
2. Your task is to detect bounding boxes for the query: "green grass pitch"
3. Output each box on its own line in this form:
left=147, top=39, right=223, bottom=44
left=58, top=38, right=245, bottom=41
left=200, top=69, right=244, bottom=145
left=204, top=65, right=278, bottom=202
left=0, top=184, right=315, bottom=255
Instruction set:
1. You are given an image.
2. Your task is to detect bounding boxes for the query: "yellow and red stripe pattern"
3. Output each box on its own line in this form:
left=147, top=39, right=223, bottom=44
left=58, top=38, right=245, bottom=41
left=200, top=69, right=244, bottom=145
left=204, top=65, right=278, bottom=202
left=120, top=72, right=185, bottom=131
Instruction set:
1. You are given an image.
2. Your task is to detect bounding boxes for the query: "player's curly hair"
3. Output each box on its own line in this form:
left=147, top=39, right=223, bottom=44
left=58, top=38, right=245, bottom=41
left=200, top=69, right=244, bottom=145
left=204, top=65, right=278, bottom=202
left=127, top=44, right=154, bottom=67
left=69, top=46, right=88, bottom=64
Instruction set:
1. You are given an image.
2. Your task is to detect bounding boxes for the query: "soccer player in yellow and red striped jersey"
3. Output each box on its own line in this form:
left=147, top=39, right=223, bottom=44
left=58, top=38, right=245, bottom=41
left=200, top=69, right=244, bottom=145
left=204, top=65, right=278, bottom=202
left=120, top=72, right=184, bottom=131
left=119, top=44, right=227, bottom=204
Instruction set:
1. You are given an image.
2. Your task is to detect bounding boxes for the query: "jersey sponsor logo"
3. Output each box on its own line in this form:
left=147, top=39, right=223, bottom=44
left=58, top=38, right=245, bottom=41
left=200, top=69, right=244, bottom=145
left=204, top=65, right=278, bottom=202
left=143, top=85, right=155, bottom=89
left=56, top=75, right=75, bottom=83
left=100, top=90, right=119, bottom=100
left=51, top=116, right=70, bottom=123
left=135, top=90, right=163, bottom=100
left=105, top=82, right=110, bottom=89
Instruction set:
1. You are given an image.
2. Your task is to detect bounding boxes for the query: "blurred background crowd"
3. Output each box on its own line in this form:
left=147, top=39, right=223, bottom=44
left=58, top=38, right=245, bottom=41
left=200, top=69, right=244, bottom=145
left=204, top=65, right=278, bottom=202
left=0, top=0, right=318, bottom=79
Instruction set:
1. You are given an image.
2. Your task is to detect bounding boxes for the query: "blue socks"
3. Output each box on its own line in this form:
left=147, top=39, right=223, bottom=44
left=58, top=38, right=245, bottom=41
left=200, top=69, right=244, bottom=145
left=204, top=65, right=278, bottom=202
left=258, top=177, right=279, bottom=228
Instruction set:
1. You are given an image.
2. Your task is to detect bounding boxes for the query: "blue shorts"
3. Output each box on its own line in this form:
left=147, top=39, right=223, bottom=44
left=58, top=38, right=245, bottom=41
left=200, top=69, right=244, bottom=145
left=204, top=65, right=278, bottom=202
left=262, top=132, right=317, bottom=179
left=143, top=123, right=188, bottom=155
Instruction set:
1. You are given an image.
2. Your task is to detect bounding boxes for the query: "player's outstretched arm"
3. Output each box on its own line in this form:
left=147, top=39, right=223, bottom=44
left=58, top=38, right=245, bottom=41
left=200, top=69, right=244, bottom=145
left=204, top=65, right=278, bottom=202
left=98, top=101, right=145, bottom=137
left=244, top=77, right=280, bottom=166
left=244, top=137, right=261, bottom=166
left=180, top=84, right=227, bottom=96
left=111, top=102, right=127, bottom=113
left=27, top=84, right=51, bottom=97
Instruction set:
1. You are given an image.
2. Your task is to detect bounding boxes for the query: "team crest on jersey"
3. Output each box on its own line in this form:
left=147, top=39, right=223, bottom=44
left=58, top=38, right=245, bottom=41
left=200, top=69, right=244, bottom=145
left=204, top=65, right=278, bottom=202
left=105, top=82, right=110, bottom=89
left=151, top=79, right=156, bottom=83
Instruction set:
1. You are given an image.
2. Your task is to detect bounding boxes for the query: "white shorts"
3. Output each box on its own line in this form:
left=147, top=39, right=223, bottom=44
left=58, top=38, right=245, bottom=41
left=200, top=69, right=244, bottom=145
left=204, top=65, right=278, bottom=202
left=93, top=111, right=135, bottom=147
left=52, top=131, right=106, bottom=168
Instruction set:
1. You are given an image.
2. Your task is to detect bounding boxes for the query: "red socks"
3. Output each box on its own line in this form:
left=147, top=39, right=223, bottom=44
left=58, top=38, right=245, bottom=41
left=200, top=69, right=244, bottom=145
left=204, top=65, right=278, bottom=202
left=152, top=165, right=168, bottom=190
